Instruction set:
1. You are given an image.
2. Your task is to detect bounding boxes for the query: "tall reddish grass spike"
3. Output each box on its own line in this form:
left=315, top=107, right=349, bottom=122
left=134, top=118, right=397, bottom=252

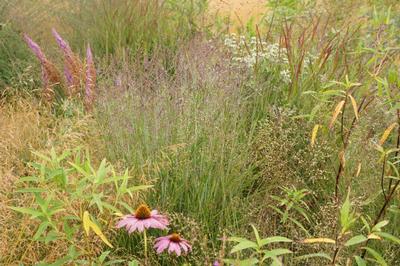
left=52, top=28, right=72, bottom=54
left=52, top=28, right=84, bottom=96
left=24, top=33, right=61, bottom=103
left=84, top=44, right=96, bottom=111
left=23, top=34, right=46, bottom=63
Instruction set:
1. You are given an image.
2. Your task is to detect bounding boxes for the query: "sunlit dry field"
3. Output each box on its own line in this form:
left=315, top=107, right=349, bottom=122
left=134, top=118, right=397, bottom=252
left=1, top=0, right=400, bottom=265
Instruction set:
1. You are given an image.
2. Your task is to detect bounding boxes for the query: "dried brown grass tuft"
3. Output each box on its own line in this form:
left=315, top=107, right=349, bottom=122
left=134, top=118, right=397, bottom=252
left=0, top=95, right=105, bottom=264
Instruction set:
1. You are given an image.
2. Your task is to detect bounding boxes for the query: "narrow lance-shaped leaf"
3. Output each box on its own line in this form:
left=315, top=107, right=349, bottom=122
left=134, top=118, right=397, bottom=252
left=348, top=94, right=359, bottom=120
left=311, top=124, right=320, bottom=147
left=82, top=210, right=113, bottom=248
left=301, top=238, right=336, bottom=244
left=379, top=123, right=398, bottom=146
left=329, top=100, right=345, bottom=129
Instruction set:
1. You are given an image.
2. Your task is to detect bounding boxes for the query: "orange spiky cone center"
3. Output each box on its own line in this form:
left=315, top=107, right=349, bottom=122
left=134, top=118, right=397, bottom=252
left=169, top=233, right=181, bottom=243
left=134, top=204, right=151, bottom=219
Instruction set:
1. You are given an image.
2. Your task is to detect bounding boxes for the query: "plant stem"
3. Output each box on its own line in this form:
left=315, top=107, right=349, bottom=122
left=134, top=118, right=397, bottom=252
left=143, top=229, right=148, bottom=263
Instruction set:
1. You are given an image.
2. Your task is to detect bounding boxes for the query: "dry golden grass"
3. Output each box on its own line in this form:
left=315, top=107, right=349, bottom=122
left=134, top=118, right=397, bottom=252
left=0, top=96, right=105, bottom=264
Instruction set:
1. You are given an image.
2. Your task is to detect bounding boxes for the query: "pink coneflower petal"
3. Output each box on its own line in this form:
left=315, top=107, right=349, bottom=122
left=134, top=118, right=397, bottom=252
left=154, top=233, right=192, bottom=256
left=116, top=204, right=169, bottom=233
left=168, top=242, right=181, bottom=256
left=155, top=239, right=170, bottom=254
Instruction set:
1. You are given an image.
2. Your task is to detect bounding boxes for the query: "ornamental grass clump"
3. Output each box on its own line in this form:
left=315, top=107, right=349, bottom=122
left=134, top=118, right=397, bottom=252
left=23, top=34, right=61, bottom=102
left=52, top=28, right=84, bottom=96
left=23, top=30, right=96, bottom=110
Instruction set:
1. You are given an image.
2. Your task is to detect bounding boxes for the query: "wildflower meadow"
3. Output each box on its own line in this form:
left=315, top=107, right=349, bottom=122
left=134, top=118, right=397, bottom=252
left=1, top=0, right=400, bottom=265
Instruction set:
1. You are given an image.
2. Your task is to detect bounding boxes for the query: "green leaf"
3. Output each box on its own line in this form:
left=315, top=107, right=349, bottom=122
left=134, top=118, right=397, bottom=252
left=128, top=260, right=139, bottom=266
left=16, top=176, right=38, bottom=183
left=262, top=248, right=292, bottom=261
left=354, top=256, right=367, bottom=266
left=372, top=220, right=389, bottom=232
left=228, top=237, right=250, bottom=243
left=9, top=206, right=43, bottom=218
left=98, top=251, right=111, bottom=263
left=340, top=191, right=351, bottom=229
left=250, top=224, right=261, bottom=247
left=15, top=188, right=47, bottom=193
left=95, top=159, right=108, bottom=183
left=44, top=230, right=59, bottom=244
left=345, top=235, right=367, bottom=247
left=33, top=221, right=50, bottom=240
left=295, top=252, right=331, bottom=261
left=259, top=236, right=292, bottom=246
left=363, top=247, right=388, bottom=266
left=223, top=258, right=259, bottom=266
left=230, top=240, right=258, bottom=253
left=376, top=232, right=400, bottom=244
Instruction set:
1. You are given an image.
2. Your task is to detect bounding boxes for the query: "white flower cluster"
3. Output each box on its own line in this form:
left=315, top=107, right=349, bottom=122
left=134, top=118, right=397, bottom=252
left=224, top=34, right=318, bottom=84
left=224, top=34, right=291, bottom=83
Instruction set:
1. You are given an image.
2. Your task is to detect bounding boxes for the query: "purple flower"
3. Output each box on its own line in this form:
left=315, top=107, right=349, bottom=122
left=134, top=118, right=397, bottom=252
left=116, top=204, right=169, bottom=233
left=213, top=260, right=221, bottom=266
left=52, top=28, right=72, bottom=54
left=154, top=233, right=192, bottom=256
left=84, top=44, right=96, bottom=110
left=23, top=33, right=61, bottom=102
left=23, top=34, right=46, bottom=63
left=52, top=28, right=83, bottom=93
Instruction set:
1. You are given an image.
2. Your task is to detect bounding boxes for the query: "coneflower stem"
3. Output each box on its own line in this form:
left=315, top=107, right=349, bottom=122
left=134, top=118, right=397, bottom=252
left=143, top=229, right=148, bottom=262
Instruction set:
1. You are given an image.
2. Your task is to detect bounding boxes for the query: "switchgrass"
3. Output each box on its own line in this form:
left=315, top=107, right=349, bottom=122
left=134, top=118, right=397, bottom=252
left=95, top=40, right=260, bottom=237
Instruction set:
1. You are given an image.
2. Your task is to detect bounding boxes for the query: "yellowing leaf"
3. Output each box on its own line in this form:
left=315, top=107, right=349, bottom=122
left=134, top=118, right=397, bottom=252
left=83, top=211, right=90, bottom=236
left=355, top=163, right=362, bottom=177
left=379, top=123, right=398, bottom=146
left=367, top=233, right=381, bottom=240
left=329, top=100, right=345, bottom=129
left=339, top=150, right=346, bottom=168
left=89, top=219, right=114, bottom=248
left=82, top=210, right=113, bottom=248
left=311, top=124, right=321, bottom=147
left=348, top=94, right=359, bottom=120
left=301, top=238, right=336, bottom=244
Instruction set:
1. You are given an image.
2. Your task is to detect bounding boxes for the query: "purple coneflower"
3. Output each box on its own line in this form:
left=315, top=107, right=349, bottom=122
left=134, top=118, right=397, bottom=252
left=154, top=233, right=192, bottom=256
left=213, top=260, right=221, bottom=266
left=116, top=204, right=169, bottom=233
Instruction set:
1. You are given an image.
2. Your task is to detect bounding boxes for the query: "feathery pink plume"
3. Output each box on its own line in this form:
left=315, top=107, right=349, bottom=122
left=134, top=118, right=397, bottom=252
left=84, top=44, right=96, bottom=110
left=52, top=28, right=83, bottom=95
left=24, top=33, right=61, bottom=102
left=24, top=34, right=46, bottom=63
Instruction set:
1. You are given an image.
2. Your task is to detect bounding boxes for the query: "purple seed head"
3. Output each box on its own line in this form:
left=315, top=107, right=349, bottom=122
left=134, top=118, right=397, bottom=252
left=24, top=34, right=46, bottom=63
left=52, top=28, right=72, bottom=54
